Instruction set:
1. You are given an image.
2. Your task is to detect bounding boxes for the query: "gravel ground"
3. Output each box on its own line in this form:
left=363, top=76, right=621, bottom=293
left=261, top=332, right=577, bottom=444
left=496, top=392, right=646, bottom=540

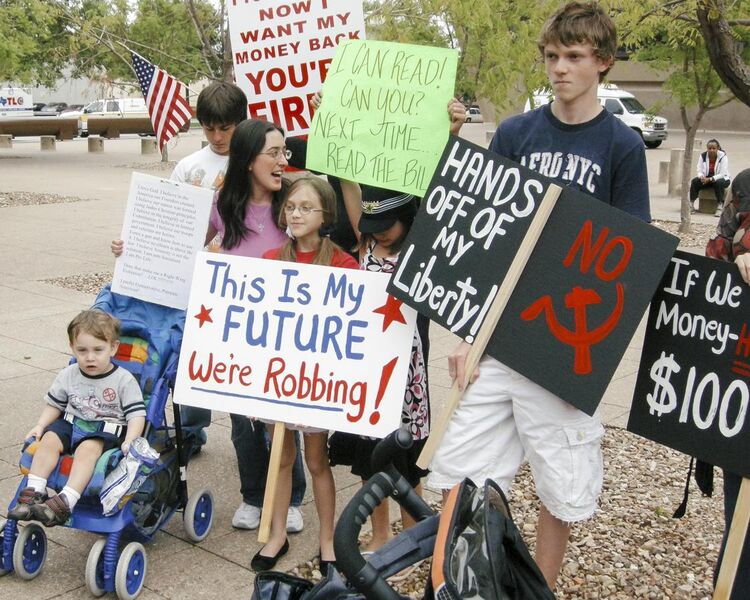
left=0, top=191, right=93, bottom=208
left=43, top=271, right=113, bottom=295
left=651, top=219, right=714, bottom=249
left=114, top=160, right=176, bottom=172
left=291, top=427, right=724, bottom=599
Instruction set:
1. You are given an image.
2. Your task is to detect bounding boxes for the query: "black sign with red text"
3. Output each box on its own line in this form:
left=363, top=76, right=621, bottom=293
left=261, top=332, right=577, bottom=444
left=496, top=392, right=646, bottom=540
left=628, top=251, right=750, bottom=477
left=488, top=186, right=678, bottom=415
left=389, top=137, right=679, bottom=415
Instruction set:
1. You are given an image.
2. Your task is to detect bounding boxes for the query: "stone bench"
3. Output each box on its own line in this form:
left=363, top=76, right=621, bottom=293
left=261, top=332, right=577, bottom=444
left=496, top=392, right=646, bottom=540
left=698, top=187, right=718, bottom=214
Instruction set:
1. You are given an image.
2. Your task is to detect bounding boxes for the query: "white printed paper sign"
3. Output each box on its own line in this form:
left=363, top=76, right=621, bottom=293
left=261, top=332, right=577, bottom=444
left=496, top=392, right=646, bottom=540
left=227, top=0, right=365, bottom=136
left=112, top=172, right=213, bottom=309
left=174, top=253, right=417, bottom=437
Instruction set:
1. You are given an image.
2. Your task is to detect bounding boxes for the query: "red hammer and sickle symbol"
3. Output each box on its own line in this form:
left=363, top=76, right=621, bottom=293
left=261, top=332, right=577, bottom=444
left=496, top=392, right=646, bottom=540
left=521, top=283, right=624, bottom=374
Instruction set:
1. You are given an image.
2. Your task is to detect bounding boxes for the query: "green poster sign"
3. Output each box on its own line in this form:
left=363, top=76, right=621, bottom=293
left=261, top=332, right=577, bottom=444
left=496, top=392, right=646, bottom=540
left=306, top=40, right=458, bottom=196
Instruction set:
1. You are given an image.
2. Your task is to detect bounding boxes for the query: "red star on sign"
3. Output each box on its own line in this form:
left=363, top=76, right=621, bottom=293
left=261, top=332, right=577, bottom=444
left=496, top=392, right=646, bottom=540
left=195, top=304, right=213, bottom=328
left=373, top=295, right=407, bottom=332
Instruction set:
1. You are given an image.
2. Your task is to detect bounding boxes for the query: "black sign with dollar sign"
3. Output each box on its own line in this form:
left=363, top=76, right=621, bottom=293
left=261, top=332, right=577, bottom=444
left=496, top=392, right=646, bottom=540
left=628, top=250, right=750, bottom=477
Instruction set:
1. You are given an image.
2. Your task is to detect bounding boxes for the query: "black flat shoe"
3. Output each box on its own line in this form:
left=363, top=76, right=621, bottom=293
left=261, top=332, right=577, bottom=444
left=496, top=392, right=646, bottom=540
left=251, top=539, right=289, bottom=572
left=319, top=558, right=337, bottom=577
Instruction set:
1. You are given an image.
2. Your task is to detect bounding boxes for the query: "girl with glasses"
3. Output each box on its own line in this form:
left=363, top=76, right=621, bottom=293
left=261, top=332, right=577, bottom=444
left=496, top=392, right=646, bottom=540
left=251, top=176, right=358, bottom=574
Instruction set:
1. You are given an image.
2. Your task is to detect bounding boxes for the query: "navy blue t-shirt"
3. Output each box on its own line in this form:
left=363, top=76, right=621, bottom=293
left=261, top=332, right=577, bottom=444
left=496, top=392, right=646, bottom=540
left=489, top=103, right=651, bottom=222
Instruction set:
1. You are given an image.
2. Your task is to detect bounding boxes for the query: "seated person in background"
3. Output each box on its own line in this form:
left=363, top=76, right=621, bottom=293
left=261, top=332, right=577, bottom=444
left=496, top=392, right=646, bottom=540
left=690, top=138, right=731, bottom=211
left=9, top=310, right=145, bottom=527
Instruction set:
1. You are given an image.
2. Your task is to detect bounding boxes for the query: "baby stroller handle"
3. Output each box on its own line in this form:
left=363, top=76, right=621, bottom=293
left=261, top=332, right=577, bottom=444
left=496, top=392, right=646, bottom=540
left=334, top=472, right=405, bottom=600
left=333, top=429, right=435, bottom=600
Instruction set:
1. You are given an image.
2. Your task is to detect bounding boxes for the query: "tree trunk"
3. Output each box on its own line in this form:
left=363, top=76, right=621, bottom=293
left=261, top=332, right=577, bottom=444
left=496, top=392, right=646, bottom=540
left=679, top=106, right=706, bottom=233
left=185, top=0, right=217, bottom=78
left=697, top=0, right=750, bottom=107
left=222, top=0, right=234, bottom=83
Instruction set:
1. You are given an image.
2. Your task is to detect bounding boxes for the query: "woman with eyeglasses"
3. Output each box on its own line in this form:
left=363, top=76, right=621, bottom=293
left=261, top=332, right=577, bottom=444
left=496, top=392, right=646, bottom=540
left=209, top=119, right=292, bottom=254
left=206, top=119, right=313, bottom=543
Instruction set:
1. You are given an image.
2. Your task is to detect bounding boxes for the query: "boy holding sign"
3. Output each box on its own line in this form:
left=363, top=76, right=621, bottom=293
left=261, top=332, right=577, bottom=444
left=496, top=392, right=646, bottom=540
left=429, top=2, right=650, bottom=589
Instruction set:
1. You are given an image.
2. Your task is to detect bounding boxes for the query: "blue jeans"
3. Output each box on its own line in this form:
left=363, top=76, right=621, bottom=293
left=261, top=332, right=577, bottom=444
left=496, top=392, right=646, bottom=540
left=715, top=469, right=750, bottom=598
left=230, top=413, right=306, bottom=507
left=181, top=406, right=211, bottom=445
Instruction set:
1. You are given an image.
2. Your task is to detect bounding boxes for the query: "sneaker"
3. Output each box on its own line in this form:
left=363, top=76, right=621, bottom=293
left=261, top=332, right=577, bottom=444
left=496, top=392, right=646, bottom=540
left=8, top=487, right=47, bottom=521
left=32, top=494, right=71, bottom=527
left=286, top=506, right=304, bottom=533
left=232, top=502, right=261, bottom=530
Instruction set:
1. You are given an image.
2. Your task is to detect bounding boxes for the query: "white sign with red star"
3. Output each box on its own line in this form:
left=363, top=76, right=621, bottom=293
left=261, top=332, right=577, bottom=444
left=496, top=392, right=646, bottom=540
left=174, top=252, right=417, bottom=437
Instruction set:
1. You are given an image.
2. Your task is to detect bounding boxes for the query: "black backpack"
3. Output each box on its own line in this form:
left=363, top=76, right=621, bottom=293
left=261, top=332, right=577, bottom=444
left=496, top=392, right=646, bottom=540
left=428, top=478, right=555, bottom=600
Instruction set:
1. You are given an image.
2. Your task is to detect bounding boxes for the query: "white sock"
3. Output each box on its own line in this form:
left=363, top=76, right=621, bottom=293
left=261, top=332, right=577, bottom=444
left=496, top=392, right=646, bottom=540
left=27, top=474, right=47, bottom=494
left=60, top=486, right=81, bottom=509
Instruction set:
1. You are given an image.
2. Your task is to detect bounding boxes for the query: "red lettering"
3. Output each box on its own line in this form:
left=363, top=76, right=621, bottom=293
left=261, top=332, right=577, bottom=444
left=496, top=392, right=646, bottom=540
left=188, top=351, right=253, bottom=385
left=595, top=237, right=632, bottom=281
left=188, top=350, right=212, bottom=382
left=259, top=1, right=311, bottom=21
left=563, top=220, right=632, bottom=282
left=248, top=95, right=313, bottom=133
left=264, top=357, right=285, bottom=395
left=245, top=70, right=264, bottom=95
left=737, top=324, right=750, bottom=358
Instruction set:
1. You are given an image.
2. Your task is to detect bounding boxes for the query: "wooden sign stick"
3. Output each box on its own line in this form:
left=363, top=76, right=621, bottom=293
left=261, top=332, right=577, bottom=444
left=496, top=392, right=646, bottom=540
left=713, top=477, right=750, bottom=600
left=417, top=184, right=562, bottom=469
left=257, top=422, right=287, bottom=544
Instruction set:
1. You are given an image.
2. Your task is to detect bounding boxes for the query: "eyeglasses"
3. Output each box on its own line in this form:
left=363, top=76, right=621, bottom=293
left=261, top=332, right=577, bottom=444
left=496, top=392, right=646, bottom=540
left=284, top=204, right=325, bottom=216
left=260, top=147, right=292, bottom=160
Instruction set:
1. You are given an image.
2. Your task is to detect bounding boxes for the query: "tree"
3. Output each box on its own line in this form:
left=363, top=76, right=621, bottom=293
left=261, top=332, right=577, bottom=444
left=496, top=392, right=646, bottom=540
left=635, top=34, right=732, bottom=232
left=697, top=0, right=750, bottom=107
left=0, top=0, right=226, bottom=88
left=0, top=1, right=77, bottom=87
left=615, top=0, right=744, bottom=232
left=365, top=0, right=556, bottom=111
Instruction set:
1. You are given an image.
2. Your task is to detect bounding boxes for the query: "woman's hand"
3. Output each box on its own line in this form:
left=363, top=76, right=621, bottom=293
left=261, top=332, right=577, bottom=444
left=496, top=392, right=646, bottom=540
left=111, top=239, right=124, bottom=257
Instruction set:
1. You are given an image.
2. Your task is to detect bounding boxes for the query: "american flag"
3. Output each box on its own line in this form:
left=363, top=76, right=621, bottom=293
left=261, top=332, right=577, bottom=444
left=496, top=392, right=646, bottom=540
left=131, top=52, right=192, bottom=151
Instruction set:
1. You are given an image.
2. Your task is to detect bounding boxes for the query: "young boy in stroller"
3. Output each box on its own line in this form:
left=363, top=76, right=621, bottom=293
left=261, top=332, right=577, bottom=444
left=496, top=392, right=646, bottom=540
left=1, top=287, right=213, bottom=599
left=9, top=310, right=146, bottom=527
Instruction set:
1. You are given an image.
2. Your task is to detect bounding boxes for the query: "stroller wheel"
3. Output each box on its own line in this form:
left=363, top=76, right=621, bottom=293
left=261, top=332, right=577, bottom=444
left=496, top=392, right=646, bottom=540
left=12, top=523, right=47, bottom=580
left=183, top=488, right=214, bottom=542
left=85, top=538, right=108, bottom=596
left=0, top=527, right=8, bottom=576
left=115, top=542, right=147, bottom=600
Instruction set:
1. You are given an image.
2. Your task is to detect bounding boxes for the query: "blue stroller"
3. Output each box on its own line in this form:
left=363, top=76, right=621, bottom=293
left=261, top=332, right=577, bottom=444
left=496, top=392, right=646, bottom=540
left=0, top=286, right=214, bottom=599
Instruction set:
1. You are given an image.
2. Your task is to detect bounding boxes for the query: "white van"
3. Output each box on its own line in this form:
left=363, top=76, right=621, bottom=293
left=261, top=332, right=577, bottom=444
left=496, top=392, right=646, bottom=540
left=75, top=97, right=149, bottom=136
left=0, top=87, right=34, bottom=118
left=524, top=84, right=668, bottom=148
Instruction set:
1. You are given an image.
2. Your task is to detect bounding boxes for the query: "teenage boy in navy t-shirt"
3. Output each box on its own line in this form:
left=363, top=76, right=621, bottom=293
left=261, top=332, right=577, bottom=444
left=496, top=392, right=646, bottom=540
left=428, top=2, right=651, bottom=591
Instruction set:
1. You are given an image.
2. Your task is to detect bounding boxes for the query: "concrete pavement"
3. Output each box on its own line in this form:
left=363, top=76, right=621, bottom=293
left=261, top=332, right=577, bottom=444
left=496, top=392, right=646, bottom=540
left=0, top=124, right=747, bottom=599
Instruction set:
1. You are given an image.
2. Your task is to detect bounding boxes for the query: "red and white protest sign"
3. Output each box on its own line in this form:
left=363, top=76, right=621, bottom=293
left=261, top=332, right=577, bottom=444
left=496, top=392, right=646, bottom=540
left=227, top=0, right=365, bottom=136
left=174, top=253, right=417, bottom=437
